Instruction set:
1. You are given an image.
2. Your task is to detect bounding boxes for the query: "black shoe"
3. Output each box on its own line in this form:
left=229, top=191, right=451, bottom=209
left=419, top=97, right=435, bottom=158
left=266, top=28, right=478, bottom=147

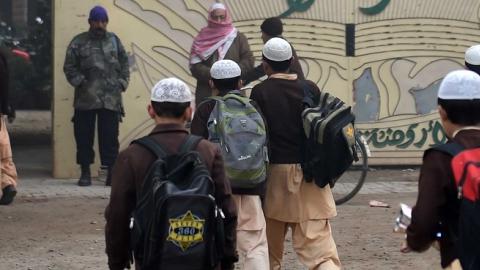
left=78, top=165, right=91, bottom=187
left=105, top=167, right=112, bottom=187
left=0, top=185, right=17, bottom=205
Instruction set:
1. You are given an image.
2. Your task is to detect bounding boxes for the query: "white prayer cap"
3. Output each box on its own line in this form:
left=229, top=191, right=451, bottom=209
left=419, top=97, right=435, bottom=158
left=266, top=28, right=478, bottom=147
left=151, top=78, right=192, bottom=103
left=465, top=45, right=480, bottom=65
left=438, top=70, right=480, bottom=100
left=210, top=60, right=241, bottom=79
left=210, top=3, right=226, bottom=11
left=262, top=37, right=292, bottom=62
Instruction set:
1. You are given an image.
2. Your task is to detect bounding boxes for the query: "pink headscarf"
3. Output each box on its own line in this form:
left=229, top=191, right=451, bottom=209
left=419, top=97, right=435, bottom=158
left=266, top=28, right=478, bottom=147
left=190, top=3, right=237, bottom=64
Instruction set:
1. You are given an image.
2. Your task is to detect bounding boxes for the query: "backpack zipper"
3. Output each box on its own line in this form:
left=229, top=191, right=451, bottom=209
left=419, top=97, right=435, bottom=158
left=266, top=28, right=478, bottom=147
left=129, top=217, right=134, bottom=229
left=209, top=194, right=225, bottom=218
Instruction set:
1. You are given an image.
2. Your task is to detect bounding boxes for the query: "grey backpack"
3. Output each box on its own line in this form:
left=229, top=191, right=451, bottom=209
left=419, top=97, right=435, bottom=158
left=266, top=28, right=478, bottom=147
left=206, top=92, right=268, bottom=189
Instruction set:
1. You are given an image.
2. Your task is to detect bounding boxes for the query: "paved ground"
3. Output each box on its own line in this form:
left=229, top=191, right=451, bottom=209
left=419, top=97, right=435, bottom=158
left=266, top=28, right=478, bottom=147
left=17, top=172, right=419, bottom=199
left=0, top=111, right=441, bottom=270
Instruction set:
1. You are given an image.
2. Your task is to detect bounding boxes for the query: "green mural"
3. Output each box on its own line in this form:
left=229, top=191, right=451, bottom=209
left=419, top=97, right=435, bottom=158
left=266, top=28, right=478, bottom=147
left=359, top=0, right=391, bottom=15
left=280, top=0, right=316, bottom=17
left=360, top=120, right=447, bottom=149
left=280, top=0, right=391, bottom=17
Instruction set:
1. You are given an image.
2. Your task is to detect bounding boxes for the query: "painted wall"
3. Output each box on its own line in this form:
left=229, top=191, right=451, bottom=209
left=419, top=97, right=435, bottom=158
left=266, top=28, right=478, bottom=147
left=53, top=0, right=480, bottom=177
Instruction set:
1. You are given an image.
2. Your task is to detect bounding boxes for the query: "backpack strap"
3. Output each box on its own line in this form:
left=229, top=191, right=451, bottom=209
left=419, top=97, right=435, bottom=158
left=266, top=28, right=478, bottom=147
left=178, top=135, right=202, bottom=154
left=223, top=92, right=250, bottom=105
left=196, top=97, right=217, bottom=111
left=132, top=136, right=169, bottom=158
left=429, top=142, right=466, bottom=199
left=208, top=96, right=224, bottom=103
left=300, top=80, right=317, bottom=108
left=198, top=91, right=246, bottom=108
left=431, top=142, right=465, bottom=157
left=226, top=89, right=242, bottom=96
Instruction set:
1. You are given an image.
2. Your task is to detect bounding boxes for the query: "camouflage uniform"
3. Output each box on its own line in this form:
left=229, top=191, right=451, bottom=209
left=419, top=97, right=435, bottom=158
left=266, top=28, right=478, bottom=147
left=63, top=30, right=129, bottom=169
left=64, top=31, right=129, bottom=112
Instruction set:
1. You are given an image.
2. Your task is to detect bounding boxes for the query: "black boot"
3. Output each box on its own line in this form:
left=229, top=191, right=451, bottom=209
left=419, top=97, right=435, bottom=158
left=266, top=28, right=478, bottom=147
left=105, top=167, right=112, bottom=187
left=0, top=185, right=17, bottom=205
left=78, top=165, right=91, bottom=187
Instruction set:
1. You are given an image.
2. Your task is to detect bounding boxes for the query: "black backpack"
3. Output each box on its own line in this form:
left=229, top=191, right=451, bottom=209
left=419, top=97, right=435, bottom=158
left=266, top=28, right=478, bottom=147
left=432, top=142, right=480, bottom=270
left=300, top=82, right=358, bottom=188
left=129, top=135, right=225, bottom=270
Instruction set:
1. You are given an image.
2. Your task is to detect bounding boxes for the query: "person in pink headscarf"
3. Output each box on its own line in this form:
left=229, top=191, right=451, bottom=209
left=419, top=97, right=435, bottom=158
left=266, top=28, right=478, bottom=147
left=190, top=2, right=253, bottom=107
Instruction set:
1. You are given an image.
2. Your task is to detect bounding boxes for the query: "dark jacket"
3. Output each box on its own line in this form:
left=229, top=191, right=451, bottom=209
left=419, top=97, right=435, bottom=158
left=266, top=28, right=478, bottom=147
left=190, top=32, right=254, bottom=106
left=250, top=75, right=319, bottom=164
left=243, top=44, right=305, bottom=85
left=105, top=123, right=238, bottom=270
left=191, top=91, right=266, bottom=196
left=63, top=30, right=130, bottom=112
left=407, top=129, right=480, bottom=268
left=0, top=50, right=9, bottom=115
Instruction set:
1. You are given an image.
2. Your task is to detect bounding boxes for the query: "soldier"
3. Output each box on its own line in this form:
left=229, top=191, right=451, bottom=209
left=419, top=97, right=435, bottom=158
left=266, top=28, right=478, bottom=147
left=63, top=5, right=129, bottom=186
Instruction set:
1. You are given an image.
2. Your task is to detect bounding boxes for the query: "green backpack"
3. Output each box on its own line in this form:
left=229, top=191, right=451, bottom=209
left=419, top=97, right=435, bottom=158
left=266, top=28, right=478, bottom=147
left=206, top=92, right=268, bottom=189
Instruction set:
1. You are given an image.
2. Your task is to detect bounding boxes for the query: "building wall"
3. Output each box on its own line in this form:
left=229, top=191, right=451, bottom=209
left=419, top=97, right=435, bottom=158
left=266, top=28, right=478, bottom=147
left=53, top=0, right=480, bottom=178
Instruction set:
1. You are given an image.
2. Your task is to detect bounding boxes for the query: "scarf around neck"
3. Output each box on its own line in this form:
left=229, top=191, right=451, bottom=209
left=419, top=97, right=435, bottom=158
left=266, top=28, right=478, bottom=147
left=190, top=4, right=237, bottom=65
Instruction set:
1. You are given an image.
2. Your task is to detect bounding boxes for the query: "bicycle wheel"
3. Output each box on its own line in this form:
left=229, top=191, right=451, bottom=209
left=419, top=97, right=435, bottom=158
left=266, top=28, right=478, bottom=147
left=332, top=135, right=369, bottom=205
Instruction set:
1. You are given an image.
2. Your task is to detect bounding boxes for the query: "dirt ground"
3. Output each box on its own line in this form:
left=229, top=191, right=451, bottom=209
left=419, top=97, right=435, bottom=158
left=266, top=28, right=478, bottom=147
left=0, top=192, right=440, bottom=270
left=1, top=112, right=441, bottom=269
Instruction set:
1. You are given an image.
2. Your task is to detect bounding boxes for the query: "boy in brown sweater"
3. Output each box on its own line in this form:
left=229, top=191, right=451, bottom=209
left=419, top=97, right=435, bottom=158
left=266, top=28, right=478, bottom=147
left=403, top=70, right=480, bottom=269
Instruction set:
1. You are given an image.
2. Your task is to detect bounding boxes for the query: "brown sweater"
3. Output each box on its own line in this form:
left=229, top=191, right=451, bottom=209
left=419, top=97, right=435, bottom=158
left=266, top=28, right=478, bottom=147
left=105, top=124, right=238, bottom=270
left=250, top=74, right=319, bottom=164
left=407, top=129, right=480, bottom=268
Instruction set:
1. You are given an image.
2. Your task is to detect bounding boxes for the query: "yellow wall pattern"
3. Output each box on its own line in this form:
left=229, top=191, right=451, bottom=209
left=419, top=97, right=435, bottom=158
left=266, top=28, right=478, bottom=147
left=53, top=0, right=480, bottom=177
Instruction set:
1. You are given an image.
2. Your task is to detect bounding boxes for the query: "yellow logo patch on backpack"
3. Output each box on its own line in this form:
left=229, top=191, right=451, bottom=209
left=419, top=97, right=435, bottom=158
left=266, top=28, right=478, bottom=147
left=167, top=211, right=205, bottom=251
